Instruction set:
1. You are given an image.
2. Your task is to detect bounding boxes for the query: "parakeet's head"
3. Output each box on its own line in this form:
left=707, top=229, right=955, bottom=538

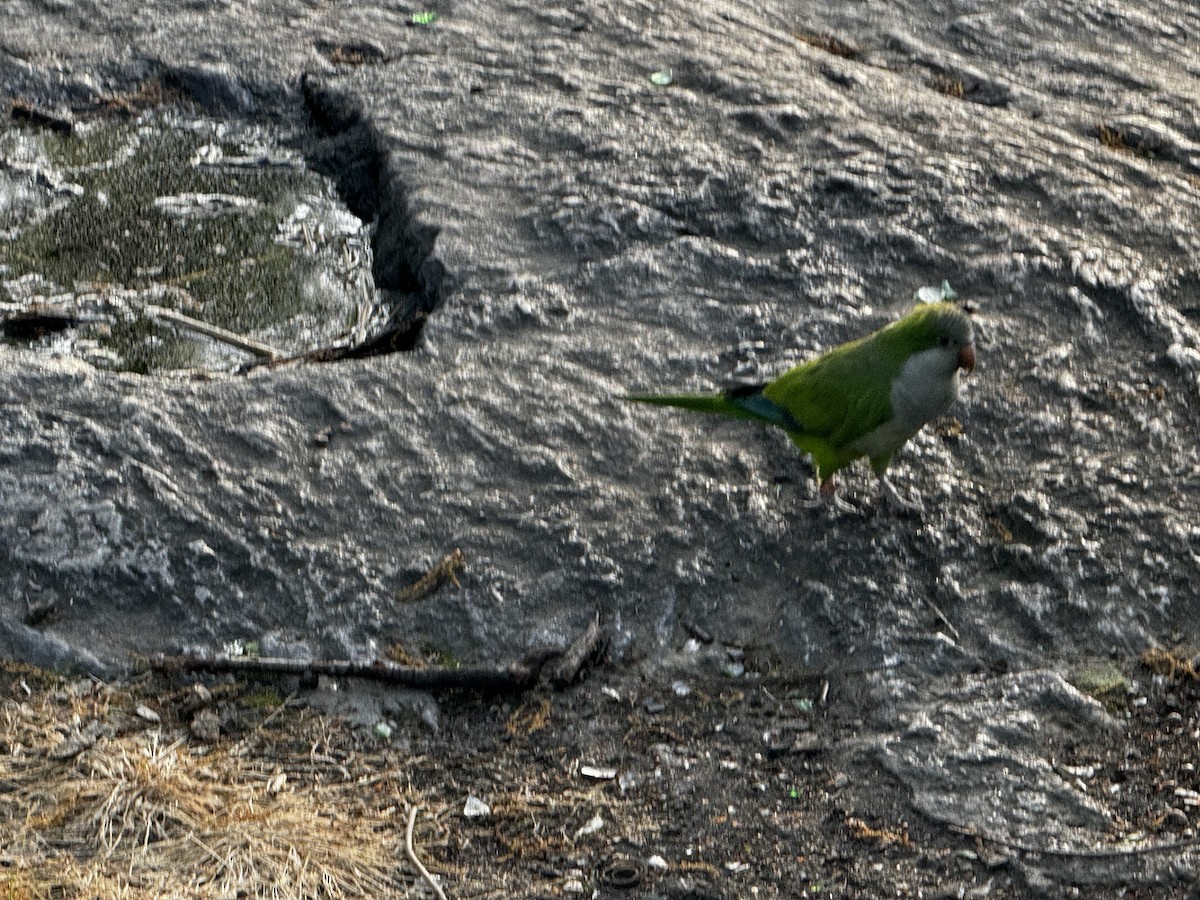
left=889, top=302, right=976, bottom=376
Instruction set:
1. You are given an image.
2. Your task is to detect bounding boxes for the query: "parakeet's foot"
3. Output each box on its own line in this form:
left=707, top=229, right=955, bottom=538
left=878, top=477, right=924, bottom=516
left=811, top=476, right=859, bottom=514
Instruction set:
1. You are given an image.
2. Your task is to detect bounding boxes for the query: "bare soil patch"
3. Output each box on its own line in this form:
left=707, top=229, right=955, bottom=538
left=1, top=655, right=1196, bottom=898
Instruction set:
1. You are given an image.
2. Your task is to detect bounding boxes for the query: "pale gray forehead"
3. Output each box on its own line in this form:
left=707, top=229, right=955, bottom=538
left=938, top=310, right=974, bottom=342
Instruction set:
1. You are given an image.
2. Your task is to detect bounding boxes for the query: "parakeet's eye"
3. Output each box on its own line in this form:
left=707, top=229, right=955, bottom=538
left=938, top=336, right=952, bottom=347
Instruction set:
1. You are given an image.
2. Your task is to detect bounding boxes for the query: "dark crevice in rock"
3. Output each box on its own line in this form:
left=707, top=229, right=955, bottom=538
left=299, top=75, right=383, bottom=220
left=296, top=74, right=453, bottom=359
left=2, top=65, right=450, bottom=368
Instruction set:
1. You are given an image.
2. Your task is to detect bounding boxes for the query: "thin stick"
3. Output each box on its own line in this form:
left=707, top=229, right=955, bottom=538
left=547, top=615, right=604, bottom=687
left=143, top=303, right=282, bottom=360
left=921, top=596, right=960, bottom=642
left=148, top=652, right=544, bottom=693
left=405, top=806, right=448, bottom=900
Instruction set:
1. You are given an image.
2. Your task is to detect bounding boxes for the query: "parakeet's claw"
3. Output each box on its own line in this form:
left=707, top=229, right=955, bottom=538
left=799, top=493, right=859, bottom=514
left=813, top=476, right=860, bottom=514
left=878, top=477, right=924, bottom=516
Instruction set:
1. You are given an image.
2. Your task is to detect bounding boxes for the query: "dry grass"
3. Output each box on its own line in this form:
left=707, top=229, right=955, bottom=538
left=1098, top=122, right=1131, bottom=153
left=1097, top=122, right=1154, bottom=159
left=1142, top=646, right=1200, bottom=682
left=0, top=664, right=643, bottom=899
left=1, top=645, right=1195, bottom=898
left=96, top=78, right=188, bottom=116
left=793, top=31, right=859, bottom=60
left=845, top=815, right=911, bottom=848
left=0, top=671, right=419, bottom=898
left=931, top=73, right=965, bottom=98
left=395, top=549, right=466, bottom=604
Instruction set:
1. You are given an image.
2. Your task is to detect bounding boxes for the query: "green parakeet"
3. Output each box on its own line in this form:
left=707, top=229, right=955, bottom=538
left=626, top=301, right=976, bottom=512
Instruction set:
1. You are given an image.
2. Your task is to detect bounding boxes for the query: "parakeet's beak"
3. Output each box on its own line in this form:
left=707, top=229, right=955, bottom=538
left=958, top=343, right=976, bottom=374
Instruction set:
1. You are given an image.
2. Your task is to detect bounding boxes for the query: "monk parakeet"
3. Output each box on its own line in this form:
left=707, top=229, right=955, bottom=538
left=626, top=301, right=976, bottom=512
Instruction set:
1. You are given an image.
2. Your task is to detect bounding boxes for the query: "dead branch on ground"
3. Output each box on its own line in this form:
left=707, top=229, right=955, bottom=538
left=149, top=619, right=606, bottom=693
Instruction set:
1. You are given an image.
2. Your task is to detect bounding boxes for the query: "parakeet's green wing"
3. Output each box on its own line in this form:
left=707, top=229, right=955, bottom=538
left=763, top=335, right=898, bottom=448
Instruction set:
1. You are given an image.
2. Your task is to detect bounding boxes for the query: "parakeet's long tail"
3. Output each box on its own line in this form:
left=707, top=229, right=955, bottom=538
left=624, top=387, right=802, bottom=431
left=624, top=392, right=742, bottom=415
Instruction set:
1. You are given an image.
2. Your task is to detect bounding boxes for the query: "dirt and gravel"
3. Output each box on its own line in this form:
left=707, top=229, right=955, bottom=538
left=3, top=645, right=1198, bottom=898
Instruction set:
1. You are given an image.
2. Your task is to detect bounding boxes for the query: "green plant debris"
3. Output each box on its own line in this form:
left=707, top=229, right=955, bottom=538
left=418, top=642, right=461, bottom=669
left=0, top=111, right=369, bottom=372
left=241, top=685, right=284, bottom=709
left=1069, top=661, right=1128, bottom=704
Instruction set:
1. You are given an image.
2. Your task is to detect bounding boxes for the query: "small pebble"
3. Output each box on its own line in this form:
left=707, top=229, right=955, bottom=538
left=191, top=709, right=220, bottom=743
left=1165, top=808, right=1189, bottom=829
left=463, top=795, right=491, bottom=817
left=581, top=765, right=618, bottom=780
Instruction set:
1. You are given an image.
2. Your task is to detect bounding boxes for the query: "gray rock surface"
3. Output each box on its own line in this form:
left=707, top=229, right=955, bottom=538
left=3, top=0, right=1199, bottom=889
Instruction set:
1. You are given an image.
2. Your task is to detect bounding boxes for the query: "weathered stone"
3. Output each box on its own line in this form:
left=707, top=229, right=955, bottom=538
left=1, top=0, right=1198, bottom=888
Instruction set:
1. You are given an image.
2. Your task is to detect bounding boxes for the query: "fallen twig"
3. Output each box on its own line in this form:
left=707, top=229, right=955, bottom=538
left=547, top=616, right=604, bottom=687
left=149, top=653, right=545, bottom=693
left=150, top=620, right=608, bottom=694
left=920, top=595, right=960, bottom=643
left=405, top=806, right=448, bottom=900
left=397, top=549, right=465, bottom=603
left=253, top=311, right=429, bottom=369
left=10, top=100, right=74, bottom=135
left=143, top=303, right=282, bottom=360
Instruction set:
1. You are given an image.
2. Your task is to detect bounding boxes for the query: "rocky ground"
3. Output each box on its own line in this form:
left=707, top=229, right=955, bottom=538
left=2, top=646, right=1199, bottom=898
left=2, top=1, right=1200, bottom=895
